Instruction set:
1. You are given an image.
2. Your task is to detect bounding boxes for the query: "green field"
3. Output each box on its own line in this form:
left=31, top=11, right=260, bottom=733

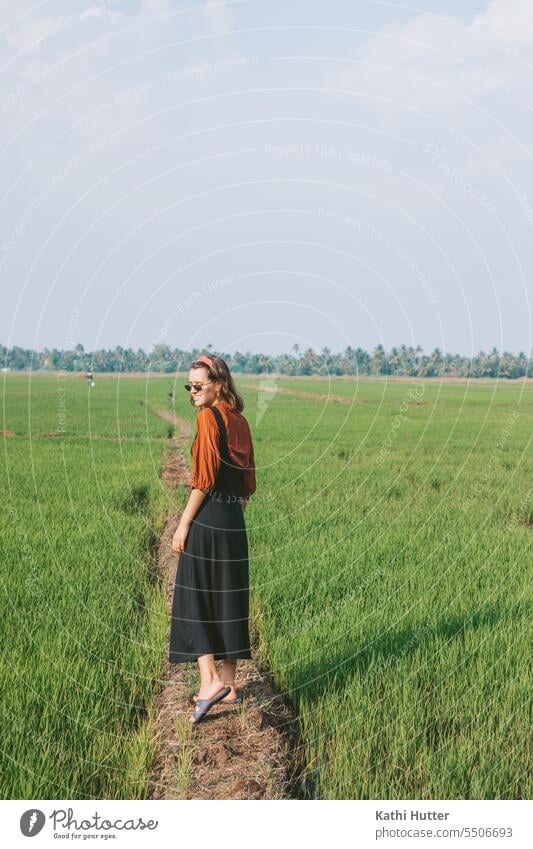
left=1, top=373, right=531, bottom=799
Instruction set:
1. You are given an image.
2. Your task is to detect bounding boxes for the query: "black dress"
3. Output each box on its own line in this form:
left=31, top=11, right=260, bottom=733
left=168, top=405, right=252, bottom=663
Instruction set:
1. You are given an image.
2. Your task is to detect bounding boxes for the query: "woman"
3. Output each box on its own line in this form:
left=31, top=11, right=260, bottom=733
left=169, top=354, right=256, bottom=724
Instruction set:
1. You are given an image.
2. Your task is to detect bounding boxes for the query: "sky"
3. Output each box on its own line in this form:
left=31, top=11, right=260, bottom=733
left=0, top=0, right=532, bottom=357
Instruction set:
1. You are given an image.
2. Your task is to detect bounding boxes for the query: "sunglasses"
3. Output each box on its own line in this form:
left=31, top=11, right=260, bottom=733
left=184, top=381, right=213, bottom=392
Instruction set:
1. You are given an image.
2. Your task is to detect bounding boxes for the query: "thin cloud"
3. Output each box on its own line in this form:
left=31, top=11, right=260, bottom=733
left=325, top=0, right=533, bottom=107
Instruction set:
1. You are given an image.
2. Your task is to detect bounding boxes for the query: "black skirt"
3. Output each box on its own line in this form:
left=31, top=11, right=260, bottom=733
left=168, top=406, right=252, bottom=663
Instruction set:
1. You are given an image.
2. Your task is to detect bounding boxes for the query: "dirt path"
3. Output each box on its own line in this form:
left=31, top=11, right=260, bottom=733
left=146, top=410, right=301, bottom=800
left=247, top=383, right=428, bottom=406
left=247, top=382, right=369, bottom=405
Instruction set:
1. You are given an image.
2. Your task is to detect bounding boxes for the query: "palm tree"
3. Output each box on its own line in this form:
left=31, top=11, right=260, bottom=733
left=371, top=344, right=386, bottom=375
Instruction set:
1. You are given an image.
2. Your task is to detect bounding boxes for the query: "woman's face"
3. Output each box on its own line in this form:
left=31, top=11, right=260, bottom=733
left=188, top=367, right=220, bottom=408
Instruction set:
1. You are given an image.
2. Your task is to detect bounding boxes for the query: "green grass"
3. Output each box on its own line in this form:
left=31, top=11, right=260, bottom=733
left=1, top=374, right=181, bottom=798
left=245, top=378, right=532, bottom=798
left=1, top=373, right=531, bottom=799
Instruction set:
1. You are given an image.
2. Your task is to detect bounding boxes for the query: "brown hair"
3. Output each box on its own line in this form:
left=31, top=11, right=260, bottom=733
left=190, top=355, right=244, bottom=412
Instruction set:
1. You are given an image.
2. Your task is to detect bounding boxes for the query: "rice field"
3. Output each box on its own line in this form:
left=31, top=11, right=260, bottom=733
left=1, top=373, right=531, bottom=799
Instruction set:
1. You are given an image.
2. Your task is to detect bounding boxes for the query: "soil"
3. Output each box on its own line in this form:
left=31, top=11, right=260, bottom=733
left=146, top=411, right=302, bottom=800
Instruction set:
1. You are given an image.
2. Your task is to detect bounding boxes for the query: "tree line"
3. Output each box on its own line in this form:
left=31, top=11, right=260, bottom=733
left=1, top=342, right=531, bottom=379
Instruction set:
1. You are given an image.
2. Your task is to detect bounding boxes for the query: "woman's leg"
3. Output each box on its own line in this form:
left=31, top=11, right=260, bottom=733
left=195, top=654, right=226, bottom=700
left=190, top=655, right=230, bottom=722
left=220, top=659, right=238, bottom=700
left=193, top=658, right=239, bottom=702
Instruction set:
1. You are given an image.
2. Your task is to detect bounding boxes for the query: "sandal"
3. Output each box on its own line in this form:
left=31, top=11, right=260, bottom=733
left=190, top=686, right=231, bottom=724
left=193, top=691, right=241, bottom=705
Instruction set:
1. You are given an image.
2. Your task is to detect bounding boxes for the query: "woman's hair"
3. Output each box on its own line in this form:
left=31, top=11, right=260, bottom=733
left=190, top=355, right=244, bottom=412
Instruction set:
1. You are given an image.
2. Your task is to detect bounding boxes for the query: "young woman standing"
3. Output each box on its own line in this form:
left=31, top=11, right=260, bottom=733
left=169, top=355, right=256, bottom=724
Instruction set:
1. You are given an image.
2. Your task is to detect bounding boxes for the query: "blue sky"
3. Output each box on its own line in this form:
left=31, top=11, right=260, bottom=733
left=1, top=0, right=532, bottom=356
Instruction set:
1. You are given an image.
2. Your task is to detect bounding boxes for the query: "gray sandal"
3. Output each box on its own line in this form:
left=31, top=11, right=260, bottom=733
left=193, top=692, right=242, bottom=705
left=190, top=686, right=231, bottom=724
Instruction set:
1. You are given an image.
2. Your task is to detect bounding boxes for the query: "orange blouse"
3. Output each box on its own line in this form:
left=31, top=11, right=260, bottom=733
left=189, top=400, right=256, bottom=499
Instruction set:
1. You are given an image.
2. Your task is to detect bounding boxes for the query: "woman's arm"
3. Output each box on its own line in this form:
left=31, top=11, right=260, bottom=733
left=182, top=488, right=208, bottom=523
left=171, top=409, right=221, bottom=555
left=171, top=488, right=207, bottom=554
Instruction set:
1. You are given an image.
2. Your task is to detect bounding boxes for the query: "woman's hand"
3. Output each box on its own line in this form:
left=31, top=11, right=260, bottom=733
left=171, top=517, right=191, bottom=555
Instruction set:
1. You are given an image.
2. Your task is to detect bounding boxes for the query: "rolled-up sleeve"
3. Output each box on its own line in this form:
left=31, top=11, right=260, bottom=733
left=189, top=409, right=220, bottom=492
left=240, top=434, right=256, bottom=499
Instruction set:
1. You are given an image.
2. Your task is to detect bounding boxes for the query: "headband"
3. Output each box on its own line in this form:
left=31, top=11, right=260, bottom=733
left=197, top=355, right=214, bottom=369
